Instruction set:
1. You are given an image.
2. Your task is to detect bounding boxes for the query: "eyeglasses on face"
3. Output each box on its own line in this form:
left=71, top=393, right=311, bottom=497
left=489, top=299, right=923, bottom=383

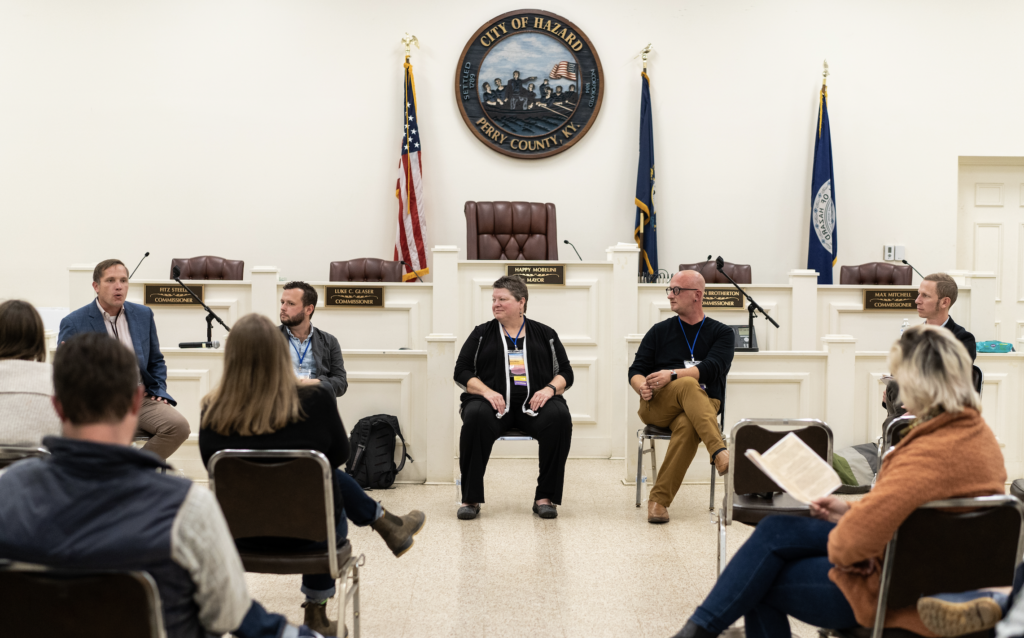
left=665, top=287, right=699, bottom=296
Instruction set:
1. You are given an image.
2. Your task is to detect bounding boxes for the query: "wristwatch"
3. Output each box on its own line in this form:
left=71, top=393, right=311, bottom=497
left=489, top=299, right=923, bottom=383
left=670, top=370, right=678, bottom=381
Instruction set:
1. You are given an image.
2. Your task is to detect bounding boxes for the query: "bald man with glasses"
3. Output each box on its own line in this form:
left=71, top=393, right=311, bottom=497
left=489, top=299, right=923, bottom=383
left=629, top=270, right=735, bottom=524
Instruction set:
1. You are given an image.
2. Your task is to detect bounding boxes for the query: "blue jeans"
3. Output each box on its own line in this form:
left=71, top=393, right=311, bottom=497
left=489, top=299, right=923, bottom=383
left=690, top=516, right=859, bottom=638
left=236, top=469, right=381, bottom=601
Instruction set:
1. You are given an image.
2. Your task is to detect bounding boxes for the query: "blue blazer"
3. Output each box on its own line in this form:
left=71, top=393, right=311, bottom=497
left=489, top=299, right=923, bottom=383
left=57, top=300, right=175, bottom=405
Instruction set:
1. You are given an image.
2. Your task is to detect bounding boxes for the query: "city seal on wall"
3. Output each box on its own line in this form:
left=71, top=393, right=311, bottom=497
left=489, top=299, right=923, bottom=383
left=455, top=10, right=604, bottom=159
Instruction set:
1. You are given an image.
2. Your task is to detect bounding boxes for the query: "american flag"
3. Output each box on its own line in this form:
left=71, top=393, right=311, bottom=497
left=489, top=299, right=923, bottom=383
left=549, top=61, right=577, bottom=81
left=394, top=59, right=428, bottom=281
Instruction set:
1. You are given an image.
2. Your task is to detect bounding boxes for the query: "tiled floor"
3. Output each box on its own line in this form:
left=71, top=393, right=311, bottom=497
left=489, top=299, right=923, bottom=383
left=246, top=459, right=821, bottom=637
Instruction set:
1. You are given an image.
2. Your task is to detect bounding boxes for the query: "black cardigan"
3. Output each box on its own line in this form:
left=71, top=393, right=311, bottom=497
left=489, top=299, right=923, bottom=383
left=199, top=383, right=350, bottom=469
left=454, top=317, right=573, bottom=410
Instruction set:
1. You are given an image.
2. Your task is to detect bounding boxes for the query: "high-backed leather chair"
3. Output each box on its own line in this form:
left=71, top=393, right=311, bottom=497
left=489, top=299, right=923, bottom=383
left=839, top=262, right=912, bottom=285
left=679, top=260, right=752, bottom=284
left=170, top=256, right=244, bottom=280
left=330, top=258, right=404, bottom=282
left=465, top=201, right=558, bottom=260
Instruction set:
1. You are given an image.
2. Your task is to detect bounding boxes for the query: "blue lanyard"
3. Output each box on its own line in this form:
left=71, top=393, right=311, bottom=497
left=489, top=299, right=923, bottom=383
left=291, top=335, right=311, bottom=365
left=678, top=315, right=706, bottom=362
left=502, top=321, right=525, bottom=350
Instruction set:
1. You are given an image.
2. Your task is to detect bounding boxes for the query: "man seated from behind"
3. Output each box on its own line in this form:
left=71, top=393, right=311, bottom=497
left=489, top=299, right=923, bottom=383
left=0, top=333, right=323, bottom=638
left=279, top=281, right=348, bottom=397
left=629, top=270, right=735, bottom=524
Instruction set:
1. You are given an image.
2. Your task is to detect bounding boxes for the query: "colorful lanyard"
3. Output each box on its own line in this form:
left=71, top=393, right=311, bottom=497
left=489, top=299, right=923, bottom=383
left=502, top=321, right=525, bottom=350
left=291, top=335, right=311, bottom=365
left=678, top=315, right=706, bottom=362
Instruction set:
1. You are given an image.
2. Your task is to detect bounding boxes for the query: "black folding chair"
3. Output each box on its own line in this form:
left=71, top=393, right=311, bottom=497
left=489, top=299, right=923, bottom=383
left=821, top=495, right=1024, bottom=638
left=717, top=418, right=832, bottom=575
left=973, top=364, right=983, bottom=397
left=635, top=384, right=727, bottom=511
left=0, top=561, right=165, bottom=637
left=208, top=449, right=364, bottom=637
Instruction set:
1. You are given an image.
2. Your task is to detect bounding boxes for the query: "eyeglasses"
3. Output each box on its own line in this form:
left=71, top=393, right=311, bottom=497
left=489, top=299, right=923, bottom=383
left=665, top=287, right=699, bottom=296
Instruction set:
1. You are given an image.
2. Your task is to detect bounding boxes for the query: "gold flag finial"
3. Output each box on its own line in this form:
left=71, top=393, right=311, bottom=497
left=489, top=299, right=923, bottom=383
left=822, top=59, right=829, bottom=87
left=402, top=33, right=419, bottom=59
left=635, top=43, right=653, bottom=71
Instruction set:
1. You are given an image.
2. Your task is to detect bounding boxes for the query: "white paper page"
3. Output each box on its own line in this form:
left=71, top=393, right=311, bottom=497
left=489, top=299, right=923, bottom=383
left=743, top=432, right=841, bottom=504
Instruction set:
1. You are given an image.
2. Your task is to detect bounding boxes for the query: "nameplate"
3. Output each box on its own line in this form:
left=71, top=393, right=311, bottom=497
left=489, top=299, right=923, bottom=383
left=863, top=289, right=916, bottom=310
left=702, top=289, right=744, bottom=309
left=144, top=284, right=204, bottom=306
left=324, top=286, right=384, bottom=308
left=506, top=264, right=565, bottom=285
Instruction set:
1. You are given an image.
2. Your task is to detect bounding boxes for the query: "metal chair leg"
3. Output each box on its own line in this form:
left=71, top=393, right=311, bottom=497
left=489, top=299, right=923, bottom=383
left=636, top=435, right=645, bottom=507
left=649, top=439, right=658, bottom=483
left=709, top=463, right=716, bottom=512
left=717, top=509, right=727, bottom=577
left=338, top=554, right=364, bottom=638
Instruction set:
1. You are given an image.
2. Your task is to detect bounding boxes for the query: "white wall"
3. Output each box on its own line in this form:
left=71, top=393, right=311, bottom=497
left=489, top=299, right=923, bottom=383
left=3, top=0, right=1024, bottom=308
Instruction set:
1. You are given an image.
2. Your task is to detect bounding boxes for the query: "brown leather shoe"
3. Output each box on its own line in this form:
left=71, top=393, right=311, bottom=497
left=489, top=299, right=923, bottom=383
left=648, top=500, right=669, bottom=524
left=714, top=449, right=730, bottom=476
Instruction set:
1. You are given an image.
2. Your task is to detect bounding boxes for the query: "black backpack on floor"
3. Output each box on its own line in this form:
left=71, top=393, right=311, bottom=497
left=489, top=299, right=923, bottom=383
left=345, top=414, right=413, bottom=489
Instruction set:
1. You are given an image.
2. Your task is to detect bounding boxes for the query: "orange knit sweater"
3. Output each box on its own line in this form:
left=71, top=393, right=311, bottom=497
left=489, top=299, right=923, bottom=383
left=827, top=408, right=1006, bottom=635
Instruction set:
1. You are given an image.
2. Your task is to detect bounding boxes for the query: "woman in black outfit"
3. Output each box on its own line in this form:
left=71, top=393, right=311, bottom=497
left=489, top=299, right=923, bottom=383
left=199, top=313, right=425, bottom=636
left=455, top=275, right=574, bottom=520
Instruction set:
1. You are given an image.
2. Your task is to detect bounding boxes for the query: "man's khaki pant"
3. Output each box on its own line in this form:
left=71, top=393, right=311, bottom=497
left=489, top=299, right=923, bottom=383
left=137, top=399, right=191, bottom=460
left=639, top=377, right=723, bottom=507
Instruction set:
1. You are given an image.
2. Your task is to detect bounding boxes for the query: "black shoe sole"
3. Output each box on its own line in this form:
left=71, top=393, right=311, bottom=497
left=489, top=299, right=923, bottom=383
left=457, top=506, right=480, bottom=520
left=532, top=503, right=558, bottom=519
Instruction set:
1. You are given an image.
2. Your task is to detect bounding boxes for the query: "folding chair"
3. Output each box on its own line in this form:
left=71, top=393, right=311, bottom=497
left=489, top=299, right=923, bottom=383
left=0, top=445, right=49, bottom=470
left=635, top=384, right=727, bottom=511
left=208, top=450, right=364, bottom=637
left=717, top=418, right=832, bottom=575
left=973, top=364, right=983, bottom=397
left=455, top=427, right=534, bottom=503
left=820, top=494, right=1024, bottom=638
left=0, top=561, right=165, bottom=637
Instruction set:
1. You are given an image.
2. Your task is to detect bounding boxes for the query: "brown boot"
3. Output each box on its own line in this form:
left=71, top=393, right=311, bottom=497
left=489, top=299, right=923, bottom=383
left=302, top=600, right=338, bottom=637
left=714, top=449, right=730, bottom=476
left=370, top=508, right=426, bottom=557
left=648, top=500, right=669, bottom=524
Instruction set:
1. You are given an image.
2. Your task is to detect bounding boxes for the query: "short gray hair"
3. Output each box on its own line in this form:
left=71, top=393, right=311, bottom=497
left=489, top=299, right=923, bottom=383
left=888, top=324, right=979, bottom=420
left=493, top=275, right=529, bottom=312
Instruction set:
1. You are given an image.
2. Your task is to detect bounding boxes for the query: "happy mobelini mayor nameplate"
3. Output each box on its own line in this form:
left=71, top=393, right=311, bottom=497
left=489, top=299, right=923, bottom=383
left=455, top=10, right=604, bottom=159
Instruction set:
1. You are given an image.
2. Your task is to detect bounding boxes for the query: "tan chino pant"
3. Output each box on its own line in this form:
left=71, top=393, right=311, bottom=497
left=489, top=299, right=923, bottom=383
left=639, top=377, right=723, bottom=507
left=137, top=399, right=191, bottom=460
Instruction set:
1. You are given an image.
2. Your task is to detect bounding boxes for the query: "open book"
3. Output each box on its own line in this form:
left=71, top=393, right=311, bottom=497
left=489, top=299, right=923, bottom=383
left=744, top=432, right=842, bottom=504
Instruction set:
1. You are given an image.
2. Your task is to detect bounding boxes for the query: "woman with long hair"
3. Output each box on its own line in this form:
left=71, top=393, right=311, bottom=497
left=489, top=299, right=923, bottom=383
left=0, top=300, right=61, bottom=446
left=199, top=313, right=425, bottom=636
left=673, top=324, right=1004, bottom=638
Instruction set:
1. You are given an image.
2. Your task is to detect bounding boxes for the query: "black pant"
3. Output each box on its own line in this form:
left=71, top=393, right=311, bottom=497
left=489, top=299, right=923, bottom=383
left=459, top=399, right=572, bottom=505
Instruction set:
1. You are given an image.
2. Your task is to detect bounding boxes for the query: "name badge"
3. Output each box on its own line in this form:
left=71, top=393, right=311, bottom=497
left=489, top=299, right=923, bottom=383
left=508, top=350, right=527, bottom=386
left=684, top=360, right=701, bottom=369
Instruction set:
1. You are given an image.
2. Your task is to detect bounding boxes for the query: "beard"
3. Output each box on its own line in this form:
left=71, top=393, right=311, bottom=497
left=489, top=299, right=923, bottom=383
left=281, top=312, right=305, bottom=327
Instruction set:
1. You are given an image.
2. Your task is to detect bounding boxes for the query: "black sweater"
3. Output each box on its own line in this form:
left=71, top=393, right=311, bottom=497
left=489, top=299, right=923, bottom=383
left=454, top=317, right=573, bottom=410
left=199, top=383, right=350, bottom=469
left=943, top=316, right=977, bottom=363
left=628, top=315, right=734, bottom=404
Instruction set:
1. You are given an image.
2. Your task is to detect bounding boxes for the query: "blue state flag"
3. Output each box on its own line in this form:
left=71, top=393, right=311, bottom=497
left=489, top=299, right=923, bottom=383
left=634, top=71, right=657, bottom=277
left=807, top=85, right=837, bottom=284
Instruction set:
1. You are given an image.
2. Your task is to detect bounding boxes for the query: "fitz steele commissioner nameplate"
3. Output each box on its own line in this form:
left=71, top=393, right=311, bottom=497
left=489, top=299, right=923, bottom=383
left=456, top=10, right=604, bottom=159
left=145, top=284, right=204, bottom=306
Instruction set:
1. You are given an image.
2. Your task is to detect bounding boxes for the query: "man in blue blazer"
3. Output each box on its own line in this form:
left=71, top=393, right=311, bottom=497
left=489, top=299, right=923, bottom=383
left=58, top=259, right=190, bottom=459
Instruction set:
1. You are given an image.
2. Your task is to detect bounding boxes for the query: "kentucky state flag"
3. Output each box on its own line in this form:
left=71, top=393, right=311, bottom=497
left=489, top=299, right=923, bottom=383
left=807, top=85, right=837, bottom=284
left=634, top=71, right=657, bottom=276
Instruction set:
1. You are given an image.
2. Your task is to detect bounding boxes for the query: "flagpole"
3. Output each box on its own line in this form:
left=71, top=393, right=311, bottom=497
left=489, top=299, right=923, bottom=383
left=636, top=44, right=653, bottom=281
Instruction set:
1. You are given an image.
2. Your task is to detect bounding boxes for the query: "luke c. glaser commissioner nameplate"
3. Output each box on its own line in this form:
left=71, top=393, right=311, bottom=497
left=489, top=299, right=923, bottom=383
left=863, top=289, right=916, bottom=311
left=456, top=10, right=604, bottom=159
left=325, top=286, right=385, bottom=308
left=145, top=284, right=204, bottom=306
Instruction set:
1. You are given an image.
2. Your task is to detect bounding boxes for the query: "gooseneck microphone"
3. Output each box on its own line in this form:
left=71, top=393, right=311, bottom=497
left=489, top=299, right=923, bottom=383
left=399, top=260, right=426, bottom=283
left=901, top=259, right=925, bottom=280
left=129, top=252, right=150, bottom=279
left=564, top=240, right=583, bottom=261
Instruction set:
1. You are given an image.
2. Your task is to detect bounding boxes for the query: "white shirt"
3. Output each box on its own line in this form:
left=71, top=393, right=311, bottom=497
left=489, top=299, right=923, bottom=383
left=97, top=299, right=134, bottom=353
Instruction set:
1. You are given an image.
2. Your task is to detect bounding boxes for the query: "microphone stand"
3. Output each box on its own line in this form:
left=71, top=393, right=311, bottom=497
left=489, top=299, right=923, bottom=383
left=172, top=270, right=231, bottom=345
left=715, top=260, right=780, bottom=353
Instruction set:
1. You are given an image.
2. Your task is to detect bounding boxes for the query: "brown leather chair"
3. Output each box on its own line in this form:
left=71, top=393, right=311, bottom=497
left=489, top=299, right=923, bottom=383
left=679, top=260, right=752, bottom=284
left=465, top=201, right=558, bottom=260
left=839, top=262, right=912, bottom=285
left=170, top=256, right=244, bottom=280
left=330, top=258, right=404, bottom=282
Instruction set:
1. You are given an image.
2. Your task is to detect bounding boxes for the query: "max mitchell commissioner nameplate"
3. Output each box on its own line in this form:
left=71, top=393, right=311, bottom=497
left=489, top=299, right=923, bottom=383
left=456, top=10, right=604, bottom=159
